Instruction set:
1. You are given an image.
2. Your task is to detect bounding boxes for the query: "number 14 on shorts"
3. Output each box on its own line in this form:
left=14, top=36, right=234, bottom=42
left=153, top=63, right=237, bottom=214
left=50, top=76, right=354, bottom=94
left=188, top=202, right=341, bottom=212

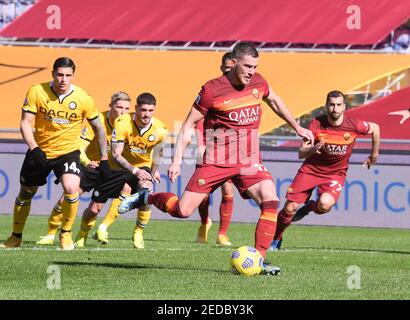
left=64, top=161, right=80, bottom=174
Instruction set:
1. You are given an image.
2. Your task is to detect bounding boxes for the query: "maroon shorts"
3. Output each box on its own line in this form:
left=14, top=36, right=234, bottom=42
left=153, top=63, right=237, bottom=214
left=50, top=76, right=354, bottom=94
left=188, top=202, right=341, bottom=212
left=286, top=171, right=346, bottom=204
left=186, top=164, right=273, bottom=199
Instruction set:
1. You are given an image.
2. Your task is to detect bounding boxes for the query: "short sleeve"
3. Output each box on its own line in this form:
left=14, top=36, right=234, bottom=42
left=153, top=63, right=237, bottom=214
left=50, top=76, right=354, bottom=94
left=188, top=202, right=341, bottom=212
left=83, top=95, right=99, bottom=121
left=193, top=84, right=213, bottom=115
left=111, top=115, right=127, bottom=143
left=354, top=119, right=371, bottom=135
left=156, top=127, right=169, bottom=145
left=22, top=86, right=38, bottom=114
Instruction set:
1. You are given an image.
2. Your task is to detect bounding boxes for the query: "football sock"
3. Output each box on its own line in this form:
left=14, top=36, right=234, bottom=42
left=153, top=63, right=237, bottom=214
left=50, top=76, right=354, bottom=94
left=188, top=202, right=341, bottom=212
left=47, top=203, right=63, bottom=236
left=255, top=201, right=279, bottom=258
left=80, top=209, right=97, bottom=232
left=147, top=193, right=186, bottom=218
left=198, top=196, right=210, bottom=225
left=135, top=209, right=151, bottom=234
left=273, top=208, right=292, bottom=240
left=12, top=195, right=32, bottom=235
left=218, top=195, right=233, bottom=235
left=102, top=193, right=129, bottom=228
left=61, top=192, right=79, bottom=232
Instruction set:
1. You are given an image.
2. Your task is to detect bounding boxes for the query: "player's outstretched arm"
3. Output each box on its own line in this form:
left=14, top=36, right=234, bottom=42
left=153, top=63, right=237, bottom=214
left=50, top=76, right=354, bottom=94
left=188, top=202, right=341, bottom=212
left=263, top=87, right=314, bottom=144
left=168, top=107, right=204, bottom=182
left=388, top=109, right=410, bottom=125
left=363, top=122, right=380, bottom=169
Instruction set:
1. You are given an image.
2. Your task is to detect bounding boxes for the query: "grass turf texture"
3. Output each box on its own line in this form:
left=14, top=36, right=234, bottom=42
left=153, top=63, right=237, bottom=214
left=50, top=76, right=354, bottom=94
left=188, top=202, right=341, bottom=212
left=0, top=214, right=409, bottom=300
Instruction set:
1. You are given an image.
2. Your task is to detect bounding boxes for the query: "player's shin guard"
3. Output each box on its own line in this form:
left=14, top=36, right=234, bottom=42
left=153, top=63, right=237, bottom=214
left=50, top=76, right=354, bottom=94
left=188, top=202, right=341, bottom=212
left=47, top=204, right=63, bottom=236
left=273, top=208, right=292, bottom=241
left=12, top=196, right=32, bottom=235
left=147, top=193, right=186, bottom=218
left=61, top=192, right=79, bottom=232
left=255, top=201, right=279, bottom=258
left=102, top=193, right=128, bottom=228
left=135, top=209, right=151, bottom=234
left=198, top=196, right=210, bottom=225
left=218, top=195, right=233, bottom=236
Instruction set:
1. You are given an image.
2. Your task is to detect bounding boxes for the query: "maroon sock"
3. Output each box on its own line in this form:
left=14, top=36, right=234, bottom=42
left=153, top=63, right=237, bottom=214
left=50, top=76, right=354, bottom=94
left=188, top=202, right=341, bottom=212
left=147, top=193, right=187, bottom=218
left=255, top=201, right=279, bottom=258
left=218, top=195, right=233, bottom=235
left=198, top=196, right=210, bottom=224
left=273, top=208, right=293, bottom=240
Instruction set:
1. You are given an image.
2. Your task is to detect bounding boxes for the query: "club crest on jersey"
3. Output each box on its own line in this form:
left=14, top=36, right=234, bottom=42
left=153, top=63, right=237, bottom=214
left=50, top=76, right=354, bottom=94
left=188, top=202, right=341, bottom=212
left=343, top=133, right=350, bottom=141
left=252, top=88, right=259, bottom=99
left=198, top=179, right=206, bottom=186
left=148, top=134, right=155, bottom=142
left=68, top=102, right=77, bottom=110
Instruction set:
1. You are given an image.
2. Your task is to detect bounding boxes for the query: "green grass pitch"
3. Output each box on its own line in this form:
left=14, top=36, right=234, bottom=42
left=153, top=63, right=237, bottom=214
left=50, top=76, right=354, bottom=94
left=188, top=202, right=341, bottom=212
left=0, top=214, right=409, bottom=300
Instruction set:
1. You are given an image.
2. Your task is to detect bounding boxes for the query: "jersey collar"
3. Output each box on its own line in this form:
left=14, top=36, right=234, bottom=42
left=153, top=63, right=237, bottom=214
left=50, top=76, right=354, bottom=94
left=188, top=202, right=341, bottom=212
left=49, top=82, right=75, bottom=103
left=133, top=113, right=154, bottom=136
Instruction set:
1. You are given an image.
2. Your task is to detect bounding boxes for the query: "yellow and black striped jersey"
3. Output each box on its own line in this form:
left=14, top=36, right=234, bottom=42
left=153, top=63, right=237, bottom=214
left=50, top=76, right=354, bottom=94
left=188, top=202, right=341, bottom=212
left=111, top=113, right=168, bottom=168
left=22, top=82, right=99, bottom=159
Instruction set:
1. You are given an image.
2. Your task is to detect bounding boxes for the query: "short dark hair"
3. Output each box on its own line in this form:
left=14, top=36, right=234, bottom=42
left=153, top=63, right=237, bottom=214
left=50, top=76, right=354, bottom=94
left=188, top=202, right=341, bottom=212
left=326, top=90, right=345, bottom=105
left=137, top=92, right=156, bottom=106
left=53, top=57, right=76, bottom=72
left=232, top=42, right=259, bottom=60
left=221, top=51, right=234, bottom=65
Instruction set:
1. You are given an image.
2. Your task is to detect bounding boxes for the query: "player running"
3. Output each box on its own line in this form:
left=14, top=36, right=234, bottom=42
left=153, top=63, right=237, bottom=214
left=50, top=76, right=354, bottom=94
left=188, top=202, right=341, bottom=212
left=270, top=90, right=380, bottom=251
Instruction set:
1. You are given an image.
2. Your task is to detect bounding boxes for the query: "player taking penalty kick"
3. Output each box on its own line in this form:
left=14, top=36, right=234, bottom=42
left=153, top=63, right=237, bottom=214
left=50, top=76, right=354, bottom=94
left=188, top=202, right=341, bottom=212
left=119, top=42, right=313, bottom=275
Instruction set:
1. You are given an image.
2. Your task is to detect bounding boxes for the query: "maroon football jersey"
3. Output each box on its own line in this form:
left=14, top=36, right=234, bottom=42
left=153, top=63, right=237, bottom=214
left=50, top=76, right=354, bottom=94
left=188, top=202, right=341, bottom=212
left=300, top=115, right=370, bottom=177
left=193, top=73, right=269, bottom=167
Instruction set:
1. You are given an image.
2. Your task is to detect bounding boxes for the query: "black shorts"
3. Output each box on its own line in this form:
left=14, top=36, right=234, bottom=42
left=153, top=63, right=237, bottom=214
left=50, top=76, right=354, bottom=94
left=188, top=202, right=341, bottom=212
left=79, top=165, right=102, bottom=193
left=91, top=166, right=151, bottom=203
left=20, top=149, right=81, bottom=187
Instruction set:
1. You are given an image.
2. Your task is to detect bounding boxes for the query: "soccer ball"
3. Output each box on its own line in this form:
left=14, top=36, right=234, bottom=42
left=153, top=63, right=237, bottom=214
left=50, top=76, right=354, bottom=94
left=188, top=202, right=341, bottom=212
left=230, top=246, right=263, bottom=276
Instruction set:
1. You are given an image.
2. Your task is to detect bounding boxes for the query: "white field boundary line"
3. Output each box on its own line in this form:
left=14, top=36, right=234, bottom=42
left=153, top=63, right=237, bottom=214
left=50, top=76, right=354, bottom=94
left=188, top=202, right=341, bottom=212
left=0, top=246, right=402, bottom=255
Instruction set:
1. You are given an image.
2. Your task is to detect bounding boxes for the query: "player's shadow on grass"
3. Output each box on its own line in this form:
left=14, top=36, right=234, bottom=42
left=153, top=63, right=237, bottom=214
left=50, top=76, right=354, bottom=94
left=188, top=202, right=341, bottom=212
left=292, top=246, right=410, bottom=255
left=52, top=260, right=230, bottom=274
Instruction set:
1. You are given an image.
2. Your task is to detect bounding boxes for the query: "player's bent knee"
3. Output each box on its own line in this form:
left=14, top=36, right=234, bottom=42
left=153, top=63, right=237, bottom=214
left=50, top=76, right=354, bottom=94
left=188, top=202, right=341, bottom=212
left=88, top=202, right=102, bottom=215
left=317, top=201, right=332, bottom=213
left=20, top=187, right=37, bottom=200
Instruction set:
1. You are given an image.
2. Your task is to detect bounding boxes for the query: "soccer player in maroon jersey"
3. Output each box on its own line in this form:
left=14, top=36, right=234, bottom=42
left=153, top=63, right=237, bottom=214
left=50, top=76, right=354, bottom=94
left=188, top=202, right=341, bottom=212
left=119, top=42, right=313, bottom=275
left=196, top=52, right=235, bottom=246
left=270, top=90, right=380, bottom=251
